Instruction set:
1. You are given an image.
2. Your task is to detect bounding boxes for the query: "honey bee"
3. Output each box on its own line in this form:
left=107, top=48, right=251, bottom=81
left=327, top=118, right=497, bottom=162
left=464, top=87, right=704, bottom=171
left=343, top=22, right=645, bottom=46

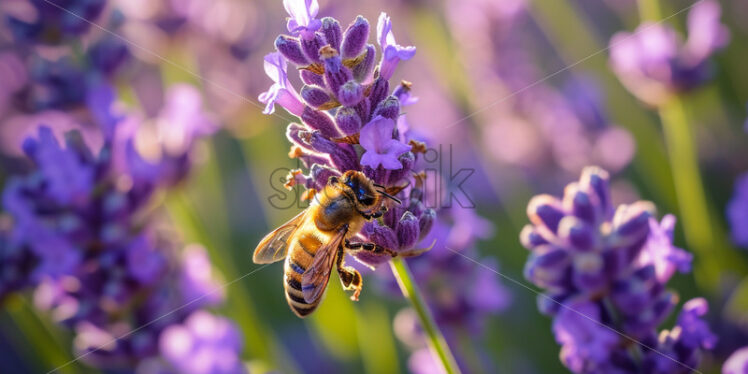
left=253, top=170, right=422, bottom=317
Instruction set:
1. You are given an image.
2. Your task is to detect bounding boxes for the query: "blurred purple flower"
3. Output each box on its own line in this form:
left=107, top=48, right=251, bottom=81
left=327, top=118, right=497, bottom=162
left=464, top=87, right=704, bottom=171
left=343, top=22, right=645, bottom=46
left=159, top=311, right=246, bottom=374
left=727, top=173, right=748, bottom=248
left=258, top=52, right=304, bottom=116
left=723, top=346, right=748, bottom=374
left=609, top=0, right=728, bottom=106
left=360, top=116, right=411, bottom=170
left=376, top=13, right=416, bottom=80
left=283, top=0, right=321, bottom=40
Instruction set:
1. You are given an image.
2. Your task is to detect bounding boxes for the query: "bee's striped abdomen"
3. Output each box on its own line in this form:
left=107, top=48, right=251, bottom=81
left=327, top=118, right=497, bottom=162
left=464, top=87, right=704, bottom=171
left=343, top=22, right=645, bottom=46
left=283, top=232, right=323, bottom=317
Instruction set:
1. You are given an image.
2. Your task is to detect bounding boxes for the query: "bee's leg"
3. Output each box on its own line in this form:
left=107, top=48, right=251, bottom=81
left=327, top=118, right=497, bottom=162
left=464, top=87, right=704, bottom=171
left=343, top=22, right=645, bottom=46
left=345, top=239, right=430, bottom=258
left=336, top=249, right=362, bottom=301
left=345, top=240, right=398, bottom=257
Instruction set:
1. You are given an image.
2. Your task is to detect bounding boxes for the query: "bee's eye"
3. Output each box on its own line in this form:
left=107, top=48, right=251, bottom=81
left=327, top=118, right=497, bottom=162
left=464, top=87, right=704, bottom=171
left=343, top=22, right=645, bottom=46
left=359, top=196, right=374, bottom=206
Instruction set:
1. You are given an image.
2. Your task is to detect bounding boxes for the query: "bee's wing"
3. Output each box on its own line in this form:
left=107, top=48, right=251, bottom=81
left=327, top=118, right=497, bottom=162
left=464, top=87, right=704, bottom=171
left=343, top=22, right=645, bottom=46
left=301, top=227, right=347, bottom=303
left=253, top=210, right=308, bottom=264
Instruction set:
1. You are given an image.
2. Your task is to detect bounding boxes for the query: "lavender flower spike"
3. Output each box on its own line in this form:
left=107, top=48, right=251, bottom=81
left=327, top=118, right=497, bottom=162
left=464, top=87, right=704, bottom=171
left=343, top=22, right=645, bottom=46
left=360, top=116, right=411, bottom=170
left=259, top=52, right=305, bottom=116
left=377, top=13, right=416, bottom=80
left=284, top=0, right=322, bottom=40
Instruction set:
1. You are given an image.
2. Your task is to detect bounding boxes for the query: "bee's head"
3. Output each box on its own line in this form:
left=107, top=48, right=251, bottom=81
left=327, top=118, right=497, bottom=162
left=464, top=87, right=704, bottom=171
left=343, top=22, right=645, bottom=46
left=330, top=171, right=402, bottom=210
left=332, top=171, right=378, bottom=208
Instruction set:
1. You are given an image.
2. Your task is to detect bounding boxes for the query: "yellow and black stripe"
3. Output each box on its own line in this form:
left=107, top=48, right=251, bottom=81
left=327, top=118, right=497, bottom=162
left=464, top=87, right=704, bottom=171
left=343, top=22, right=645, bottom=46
left=283, top=233, right=322, bottom=317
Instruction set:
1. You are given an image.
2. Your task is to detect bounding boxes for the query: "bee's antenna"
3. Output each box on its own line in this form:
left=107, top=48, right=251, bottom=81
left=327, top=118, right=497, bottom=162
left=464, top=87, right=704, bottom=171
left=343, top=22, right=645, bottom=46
left=372, top=183, right=385, bottom=189
left=377, top=190, right=402, bottom=204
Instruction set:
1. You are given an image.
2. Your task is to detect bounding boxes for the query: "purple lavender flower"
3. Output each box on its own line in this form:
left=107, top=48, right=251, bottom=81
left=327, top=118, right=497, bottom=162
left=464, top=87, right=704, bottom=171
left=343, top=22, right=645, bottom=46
left=521, top=166, right=714, bottom=373
left=0, top=79, right=240, bottom=369
left=159, top=311, right=246, bottom=374
left=727, top=173, right=748, bottom=248
left=359, top=116, right=411, bottom=170
left=260, top=7, right=434, bottom=266
left=723, top=346, right=748, bottom=374
left=609, top=0, right=728, bottom=106
left=258, top=52, right=305, bottom=116
left=283, top=0, right=322, bottom=40
left=376, top=13, right=416, bottom=80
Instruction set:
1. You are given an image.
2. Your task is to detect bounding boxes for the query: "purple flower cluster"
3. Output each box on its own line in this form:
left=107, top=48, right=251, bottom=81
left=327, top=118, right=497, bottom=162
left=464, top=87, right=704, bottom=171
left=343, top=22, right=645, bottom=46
left=521, top=166, right=715, bottom=373
left=260, top=0, right=434, bottom=265
left=445, top=0, right=635, bottom=176
left=1, top=2, right=129, bottom=112
left=609, top=0, right=729, bottom=107
left=0, top=2, right=244, bottom=371
left=4, top=0, right=106, bottom=44
left=0, top=96, right=241, bottom=370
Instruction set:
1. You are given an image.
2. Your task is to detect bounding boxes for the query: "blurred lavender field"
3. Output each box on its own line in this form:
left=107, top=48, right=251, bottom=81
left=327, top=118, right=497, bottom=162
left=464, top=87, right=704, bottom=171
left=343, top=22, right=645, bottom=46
left=1, top=0, right=748, bottom=373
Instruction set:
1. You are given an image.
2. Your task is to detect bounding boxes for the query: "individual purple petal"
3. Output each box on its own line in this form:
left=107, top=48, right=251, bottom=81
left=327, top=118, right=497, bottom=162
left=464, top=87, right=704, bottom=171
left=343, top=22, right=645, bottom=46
left=376, top=13, right=416, bottom=80
left=359, top=116, right=411, bottom=170
left=258, top=52, right=304, bottom=116
left=636, top=215, right=692, bottom=282
left=283, top=0, right=322, bottom=40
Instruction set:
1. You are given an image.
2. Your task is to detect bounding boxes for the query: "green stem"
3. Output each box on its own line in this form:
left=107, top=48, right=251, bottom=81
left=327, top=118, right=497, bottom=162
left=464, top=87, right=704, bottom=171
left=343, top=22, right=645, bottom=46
left=658, top=96, right=721, bottom=286
left=637, top=0, right=662, bottom=21
left=389, top=259, right=461, bottom=374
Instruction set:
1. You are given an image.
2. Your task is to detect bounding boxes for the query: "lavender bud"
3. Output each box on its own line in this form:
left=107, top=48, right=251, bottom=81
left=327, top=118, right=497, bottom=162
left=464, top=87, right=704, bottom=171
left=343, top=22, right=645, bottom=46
left=310, top=164, right=339, bottom=191
left=354, top=99, right=371, bottom=126
left=373, top=96, right=400, bottom=120
left=523, top=246, right=570, bottom=288
left=368, top=77, right=389, bottom=110
left=363, top=220, right=398, bottom=250
left=341, top=16, right=369, bottom=59
left=335, top=107, right=362, bottom=135
left=520, top=225, right=548, bottom=249
left=321, top=17, right=342, bottom=52
left=527, top=195, right=565, bottom=235
left=300, top=85, right=333, bottom=108
left=286, top=123, right=314, bottom=151
left=612, top=201, right=653, bottom=244
left=418, top=208, right=436, bottom=240
left=352, top=44, right=376, bottom=82
left=321, top=45, right=353, bottom=97
left=392, top=81, right=413, bottom=101
left=275, top=35, right=309, bottom=65
left=301, top=69, right=325, bottom=86
left=307, top=132, right=357, bottom=170
left=557, top=216, right=595, bottom=251
left=301, top=106, right=340, bottom=138
left=301, top=34, right=325, bottom=63
left=396, top=211, right=420, bottom=249
left=580, top=166, right=611, bottom=217
left=337, top=80, right=363, bottom=107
